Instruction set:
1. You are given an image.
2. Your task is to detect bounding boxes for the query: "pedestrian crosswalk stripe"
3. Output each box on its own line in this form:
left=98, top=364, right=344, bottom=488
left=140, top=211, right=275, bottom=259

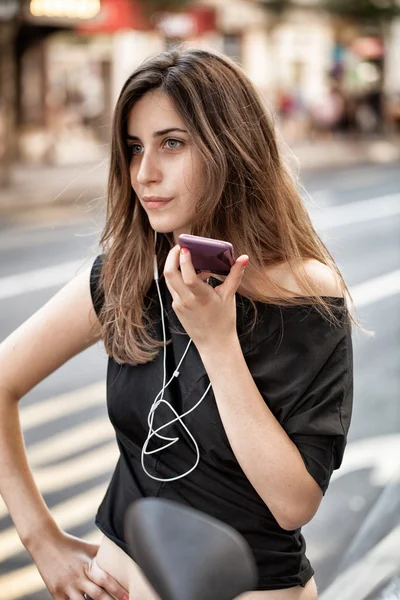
left=310, top=192, right=400, bottom=230
left=27, top=416, right=114, bottom=468
left=20, top=381, right=106, bottom=430
left=0, top=393, right=112, bottom=520
left=351, top=269, right=400, bottom=308
left=0, top=259, right=93, bottom=301
left=0, top=225, right=90, bottom=252
left=0, top=437, right=117, bottom=520
left=33, top=441, right=118, bottom=491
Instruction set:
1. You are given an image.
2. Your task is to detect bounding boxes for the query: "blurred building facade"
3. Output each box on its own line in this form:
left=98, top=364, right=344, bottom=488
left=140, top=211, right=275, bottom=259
left=1, top=0, right=400, bottom=170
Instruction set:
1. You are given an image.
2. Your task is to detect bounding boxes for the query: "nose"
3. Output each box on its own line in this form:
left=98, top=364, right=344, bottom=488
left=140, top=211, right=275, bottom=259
left=135, top=150, right=162, bottom=186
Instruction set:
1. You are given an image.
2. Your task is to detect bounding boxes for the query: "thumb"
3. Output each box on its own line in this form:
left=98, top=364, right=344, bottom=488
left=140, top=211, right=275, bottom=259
left=82, top=541, right=100, bottom=557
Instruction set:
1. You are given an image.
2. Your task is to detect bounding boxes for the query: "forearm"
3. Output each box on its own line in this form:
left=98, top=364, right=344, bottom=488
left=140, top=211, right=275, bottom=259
left=198, top=336, right=322, bottom=530
left=0, top=390, right=60, bottom=550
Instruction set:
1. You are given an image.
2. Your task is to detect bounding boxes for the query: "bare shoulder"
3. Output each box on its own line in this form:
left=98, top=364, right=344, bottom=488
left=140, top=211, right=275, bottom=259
left=266, top=259, right=343, bottom=298
left=301, top=259, right=343, bottom=297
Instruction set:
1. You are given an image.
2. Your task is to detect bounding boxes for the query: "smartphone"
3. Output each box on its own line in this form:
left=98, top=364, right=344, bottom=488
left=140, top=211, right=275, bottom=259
left=178, top=234, right=235, bottom=275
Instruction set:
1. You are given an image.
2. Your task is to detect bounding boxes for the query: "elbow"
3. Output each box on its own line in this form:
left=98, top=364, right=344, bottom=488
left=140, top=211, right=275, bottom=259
left=276, top=513, right=313, bottom=532
left=273, top=494, right=323, bottom=532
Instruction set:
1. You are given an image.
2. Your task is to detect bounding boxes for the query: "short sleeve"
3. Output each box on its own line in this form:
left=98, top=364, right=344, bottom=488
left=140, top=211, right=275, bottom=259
left=90, top=255, right=104, bottom=317
left=245, top=300, right=353, bottom=494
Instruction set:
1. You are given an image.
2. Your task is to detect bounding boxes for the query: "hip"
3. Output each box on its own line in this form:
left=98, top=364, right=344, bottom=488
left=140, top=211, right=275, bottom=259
left=95, top=534, right=318, bottom=600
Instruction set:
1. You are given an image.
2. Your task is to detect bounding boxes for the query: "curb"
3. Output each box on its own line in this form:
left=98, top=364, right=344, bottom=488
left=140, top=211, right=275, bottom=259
left=286, top=138, right=400, bottom=174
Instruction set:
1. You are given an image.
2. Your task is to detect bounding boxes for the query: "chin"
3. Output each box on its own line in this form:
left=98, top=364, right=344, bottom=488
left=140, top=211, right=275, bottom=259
left=149, top=218, right=191, bottom=238
left=150, top=223, right=175, bottom=234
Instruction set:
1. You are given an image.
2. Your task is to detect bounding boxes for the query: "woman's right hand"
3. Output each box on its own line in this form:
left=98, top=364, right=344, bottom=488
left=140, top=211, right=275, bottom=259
left=29, top=528, right=129, bottom=600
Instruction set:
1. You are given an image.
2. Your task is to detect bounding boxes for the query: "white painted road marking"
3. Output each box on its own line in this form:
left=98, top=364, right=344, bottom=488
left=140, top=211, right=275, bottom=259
left=0, top=382, right=111, bottom=518
left=20, top=381, right=105, bottom=430
left=310, top=192, right=400, bottom=229
left=0, top=439, right=117, bottom=519
left=27, top=415, right=113, bottom=468
left=351, top=269, right=400, bottom=307
left=330, top=434, right=400, bottom=487
left=0, top=259, right=92, bottom=300
left=0, top=224, right=95, bottom=251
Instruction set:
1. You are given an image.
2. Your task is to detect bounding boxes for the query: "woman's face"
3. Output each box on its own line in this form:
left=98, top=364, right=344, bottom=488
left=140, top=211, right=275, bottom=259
left=127, top=90, right=205, bottom=243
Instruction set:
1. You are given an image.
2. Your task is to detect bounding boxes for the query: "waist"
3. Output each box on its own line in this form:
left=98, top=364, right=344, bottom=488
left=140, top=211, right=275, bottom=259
left=95, top=534, right=159, bottom=599
left=95, top=534, right=317, bottom=599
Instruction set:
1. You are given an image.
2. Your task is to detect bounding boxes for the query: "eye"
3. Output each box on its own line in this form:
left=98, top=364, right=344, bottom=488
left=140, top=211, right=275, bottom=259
left=164, top=138, right=183, bottom=150
left=129, top=144, right=143, bottom=155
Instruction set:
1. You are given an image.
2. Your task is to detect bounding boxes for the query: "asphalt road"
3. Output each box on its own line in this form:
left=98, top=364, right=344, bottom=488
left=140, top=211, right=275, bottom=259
left=0, top=162, right=399, bottom=600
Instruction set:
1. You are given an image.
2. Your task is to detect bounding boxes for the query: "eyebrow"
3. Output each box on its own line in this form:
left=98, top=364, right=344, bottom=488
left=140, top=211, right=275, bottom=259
left=126, top=127, right=188, bottom=141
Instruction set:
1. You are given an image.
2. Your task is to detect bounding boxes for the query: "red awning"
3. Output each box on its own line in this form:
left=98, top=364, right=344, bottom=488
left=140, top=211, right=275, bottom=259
left=76, top=0, right=151, bottom=34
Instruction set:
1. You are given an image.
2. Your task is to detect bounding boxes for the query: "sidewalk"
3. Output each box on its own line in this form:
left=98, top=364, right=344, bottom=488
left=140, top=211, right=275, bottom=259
left=0, top=159, right=109, bottom=218
left=0, top=136, right=399, bottom=217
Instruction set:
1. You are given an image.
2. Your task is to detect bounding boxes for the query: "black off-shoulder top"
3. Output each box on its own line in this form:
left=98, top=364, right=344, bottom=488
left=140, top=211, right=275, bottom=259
left=89, top=255, right=353, bottom=591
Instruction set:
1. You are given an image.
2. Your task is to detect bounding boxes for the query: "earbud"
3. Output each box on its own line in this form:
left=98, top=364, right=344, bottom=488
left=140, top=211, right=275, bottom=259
left=153, top=231, right=159, bottom=281
left=153, top=255, right=159, bottom=281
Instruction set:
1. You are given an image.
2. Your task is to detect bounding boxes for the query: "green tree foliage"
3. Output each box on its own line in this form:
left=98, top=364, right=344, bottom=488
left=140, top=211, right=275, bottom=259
left=259, top=0, right=292, bottom=15
left=322, top=0, right=400, bottom=23
left=261, top=0, right=400, bottom=22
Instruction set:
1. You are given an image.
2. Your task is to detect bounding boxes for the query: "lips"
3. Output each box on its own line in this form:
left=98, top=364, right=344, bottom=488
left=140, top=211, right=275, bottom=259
left=143, top=196, right=172, bottom=203
left=143, top=196, right=173, bottom=209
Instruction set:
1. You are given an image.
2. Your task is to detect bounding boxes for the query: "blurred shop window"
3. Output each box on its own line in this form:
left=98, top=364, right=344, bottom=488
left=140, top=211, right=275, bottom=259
left=222, top=33, right=242, bottom=63
left=46, top=40, right=107, bottom=129
left=0, top=101, right=6, bottom=160
left=20, top=42, right=46, bottom=126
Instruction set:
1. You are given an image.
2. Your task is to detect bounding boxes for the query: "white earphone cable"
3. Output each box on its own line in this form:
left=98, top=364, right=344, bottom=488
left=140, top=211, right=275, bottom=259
left=141, top=232, right=212, bottom=482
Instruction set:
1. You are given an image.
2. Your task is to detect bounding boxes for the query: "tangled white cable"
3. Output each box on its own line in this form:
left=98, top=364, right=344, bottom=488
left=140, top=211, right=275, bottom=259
left=140, top=232, right=212, bottom=482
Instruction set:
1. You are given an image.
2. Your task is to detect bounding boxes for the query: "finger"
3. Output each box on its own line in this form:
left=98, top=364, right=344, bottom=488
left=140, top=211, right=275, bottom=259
left=163, top=245, right=189, bottom=301
left=64, top=590, right=86, bottom=600
left=179, top=248, right=210, bottom=296
left=65, top=592, right=85, bottom=600
left=85, top=557, right=129, bottom=600
left=82, top=586, right=114, bottom=600
left=65, top=591, right=84, bottom=600
left=217, top=255, right=248, bottom=298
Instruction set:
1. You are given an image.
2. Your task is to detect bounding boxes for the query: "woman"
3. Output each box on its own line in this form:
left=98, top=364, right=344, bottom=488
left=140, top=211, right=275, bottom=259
left=0, top=48, right=354, bottom=600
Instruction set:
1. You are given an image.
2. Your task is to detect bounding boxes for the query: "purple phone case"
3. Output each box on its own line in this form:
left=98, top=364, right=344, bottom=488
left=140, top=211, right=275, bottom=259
left=178, top=234, right=235, bottom=275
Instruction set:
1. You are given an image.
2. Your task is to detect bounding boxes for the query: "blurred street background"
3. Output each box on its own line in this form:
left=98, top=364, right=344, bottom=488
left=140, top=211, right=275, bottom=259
left=0, top=0, right=399, bottom=599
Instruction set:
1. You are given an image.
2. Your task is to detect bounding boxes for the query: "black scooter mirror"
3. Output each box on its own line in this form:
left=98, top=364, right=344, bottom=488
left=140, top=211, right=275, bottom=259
left=125, top=498, right=257, bottom=600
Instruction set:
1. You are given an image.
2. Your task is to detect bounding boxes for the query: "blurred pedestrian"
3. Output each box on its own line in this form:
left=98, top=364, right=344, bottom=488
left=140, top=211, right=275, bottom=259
left=277, top=87, right=295, bottom=119
left=309, top=84, right=346, bottom=139
left=0, top=48, right=356, bottom=600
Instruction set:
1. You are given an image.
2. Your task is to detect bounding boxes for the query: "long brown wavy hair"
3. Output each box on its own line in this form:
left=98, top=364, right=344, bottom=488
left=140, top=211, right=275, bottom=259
left=98, top=47, right=356, bottom=365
